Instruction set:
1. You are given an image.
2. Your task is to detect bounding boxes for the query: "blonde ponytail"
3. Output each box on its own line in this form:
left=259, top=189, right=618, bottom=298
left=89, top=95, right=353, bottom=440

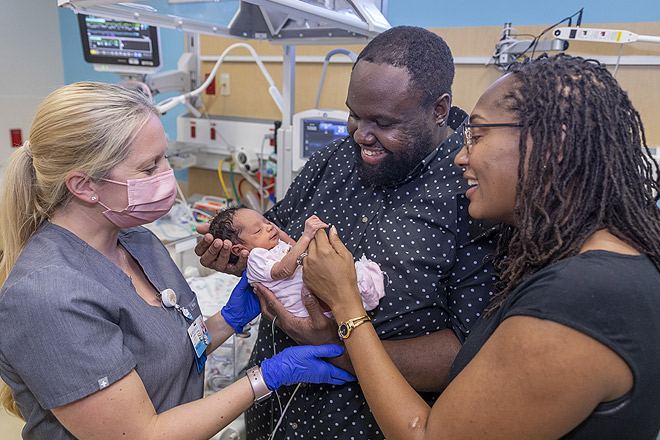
left=0, top=380, right=21, bottom=419
left=0, top=143, right=45, bottom=286
left=0, top=81, right=157, bottom=418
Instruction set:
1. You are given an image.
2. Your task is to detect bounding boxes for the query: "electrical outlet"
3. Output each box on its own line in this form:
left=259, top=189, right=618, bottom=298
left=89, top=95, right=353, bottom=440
left=220, top=73, right=230, bottom=95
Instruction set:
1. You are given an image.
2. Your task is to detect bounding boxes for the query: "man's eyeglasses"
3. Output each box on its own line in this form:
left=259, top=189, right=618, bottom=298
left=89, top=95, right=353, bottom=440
left=462, top=123, right=523, bottom=154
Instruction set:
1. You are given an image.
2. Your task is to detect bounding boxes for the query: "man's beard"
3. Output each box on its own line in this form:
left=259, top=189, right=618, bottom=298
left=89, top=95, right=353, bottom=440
left=354, top=133, right=436, bottom=188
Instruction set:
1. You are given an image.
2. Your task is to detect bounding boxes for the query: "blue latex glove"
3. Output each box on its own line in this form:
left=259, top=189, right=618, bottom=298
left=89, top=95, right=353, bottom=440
left=260, top=344, right=356, bottom=390
left=220, top=271, right=260, bottom=334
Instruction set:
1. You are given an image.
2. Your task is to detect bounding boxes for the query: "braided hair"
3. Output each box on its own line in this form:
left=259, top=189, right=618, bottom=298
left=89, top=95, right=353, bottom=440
left=490, top=53, right=660, bottom=310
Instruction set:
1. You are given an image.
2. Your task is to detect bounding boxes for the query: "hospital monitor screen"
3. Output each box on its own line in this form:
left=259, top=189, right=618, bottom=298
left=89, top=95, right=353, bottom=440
left=77, top=14, right=161, bottom=74
left=302, top=119, right=348, bottom=158
left=292, top=109, right=349, bottom=172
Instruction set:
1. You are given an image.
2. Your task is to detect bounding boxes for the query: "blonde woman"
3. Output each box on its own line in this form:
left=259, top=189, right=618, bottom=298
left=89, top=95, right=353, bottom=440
left=0, top=82, right=352, bottom=439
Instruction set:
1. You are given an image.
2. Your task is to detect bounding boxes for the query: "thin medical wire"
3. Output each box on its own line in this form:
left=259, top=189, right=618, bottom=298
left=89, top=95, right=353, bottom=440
left=266, top=316, right=302, bottom=439
left=612, top=43, right=624, bottom=77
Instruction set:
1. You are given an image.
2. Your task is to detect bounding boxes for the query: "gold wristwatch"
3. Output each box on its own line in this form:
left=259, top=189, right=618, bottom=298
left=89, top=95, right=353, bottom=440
left=338, top=315, right=371, bottom=340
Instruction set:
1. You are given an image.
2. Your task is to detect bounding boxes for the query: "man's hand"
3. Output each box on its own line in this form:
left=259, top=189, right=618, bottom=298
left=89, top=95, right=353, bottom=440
left=253, top=282, right=339, bottom=346
left=194, top=222, right=248, bottom=276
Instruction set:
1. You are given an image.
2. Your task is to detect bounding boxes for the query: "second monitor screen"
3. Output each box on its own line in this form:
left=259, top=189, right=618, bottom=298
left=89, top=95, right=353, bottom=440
left=302, top=119, right=348, bottom=159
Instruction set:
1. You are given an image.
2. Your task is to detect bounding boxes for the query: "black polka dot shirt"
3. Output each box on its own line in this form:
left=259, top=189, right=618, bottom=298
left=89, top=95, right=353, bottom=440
left=246, top=107, right=498, bottom=439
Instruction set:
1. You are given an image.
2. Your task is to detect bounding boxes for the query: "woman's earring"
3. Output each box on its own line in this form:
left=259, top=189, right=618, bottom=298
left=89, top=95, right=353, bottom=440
left=91, top=196, right=97, bottom=202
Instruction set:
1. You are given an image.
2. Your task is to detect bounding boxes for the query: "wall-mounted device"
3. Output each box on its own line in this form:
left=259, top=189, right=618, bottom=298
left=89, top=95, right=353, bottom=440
left=491, top=22, right=568, bottom=70
left=77, top=13, right=162, bottom=74
left=553, top=27, right=660, bottom=45
left=291, top=109, right=349, bottom=172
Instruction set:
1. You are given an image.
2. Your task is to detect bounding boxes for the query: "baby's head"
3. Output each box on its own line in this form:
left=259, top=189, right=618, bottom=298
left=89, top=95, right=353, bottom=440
left=209, top=207, right=279, bottom=264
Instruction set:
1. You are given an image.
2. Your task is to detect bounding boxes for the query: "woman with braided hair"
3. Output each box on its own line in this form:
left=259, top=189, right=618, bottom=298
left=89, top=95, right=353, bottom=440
left=301, top=53, right=660, bottom=439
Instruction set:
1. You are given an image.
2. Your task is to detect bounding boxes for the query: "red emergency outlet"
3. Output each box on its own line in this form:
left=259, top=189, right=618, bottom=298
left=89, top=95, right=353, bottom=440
left=205, top=74, right=216, bottom=95
left=10, top=129, right=22, bottom=147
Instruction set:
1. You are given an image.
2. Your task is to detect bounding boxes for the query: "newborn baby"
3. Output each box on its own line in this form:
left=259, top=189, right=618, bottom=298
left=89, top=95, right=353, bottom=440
left=209, top=207, right=384, bottom=317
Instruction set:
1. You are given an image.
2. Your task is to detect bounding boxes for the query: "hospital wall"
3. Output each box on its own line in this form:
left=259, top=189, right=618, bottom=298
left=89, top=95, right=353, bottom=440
left=0, top=0, right=64, bottom=176
left=1, top=1, right=659, bottom=180
left=0, top=0, right=187, bottom=178
left=185, top=18, right=660, bottom=197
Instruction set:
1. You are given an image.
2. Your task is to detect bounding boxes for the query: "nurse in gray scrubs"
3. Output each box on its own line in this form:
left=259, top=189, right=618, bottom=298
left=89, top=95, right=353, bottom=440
left=0, top=82, right=352, bottom=440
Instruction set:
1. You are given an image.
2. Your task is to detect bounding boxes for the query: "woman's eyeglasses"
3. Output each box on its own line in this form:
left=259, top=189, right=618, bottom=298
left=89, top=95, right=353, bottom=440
left=462, top=123, right=523, bottom=154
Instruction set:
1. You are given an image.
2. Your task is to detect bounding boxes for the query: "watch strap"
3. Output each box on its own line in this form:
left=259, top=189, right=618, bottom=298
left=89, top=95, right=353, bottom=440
left=246, top=366, right=272, bottom=403
left=338, top=314, right=371, bottom=340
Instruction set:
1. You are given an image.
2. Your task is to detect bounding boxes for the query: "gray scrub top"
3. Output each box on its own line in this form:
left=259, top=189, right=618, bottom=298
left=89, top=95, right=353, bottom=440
left=0, top=222, right=204, bottom=439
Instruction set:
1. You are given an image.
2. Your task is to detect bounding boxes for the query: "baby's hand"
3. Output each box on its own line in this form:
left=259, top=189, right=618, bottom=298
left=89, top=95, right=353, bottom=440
left=303, top=215, right=329, bottom=239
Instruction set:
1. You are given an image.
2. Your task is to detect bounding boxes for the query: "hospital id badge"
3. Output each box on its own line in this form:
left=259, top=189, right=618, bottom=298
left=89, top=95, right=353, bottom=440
left=187, top=315, right=210, bottom=372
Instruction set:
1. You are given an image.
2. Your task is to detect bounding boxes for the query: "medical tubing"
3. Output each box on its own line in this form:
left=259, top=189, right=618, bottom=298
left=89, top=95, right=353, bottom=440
left=268, top=384, right=302, bottom=440
left=232, top=151, right=269, bottom=202
left=260, top=136, right=267, bottom=212
left=237, top=178, right=248, bottom=197
left=637, top=34, right=660, bottom=43
left=155, top=220, right=192, bottom=240
left=270, top=316, right=279, bottom=434
left=314, top=49, right=358, bottom=109
left=157, top=42, right=282, bottom=114
left=173, top=172, right=195, bottom=224
left=217, top=159, right=231, bottom=200
left=612, top=43, right=623, bottom=77
left=230, top=162, right=240, bottom=203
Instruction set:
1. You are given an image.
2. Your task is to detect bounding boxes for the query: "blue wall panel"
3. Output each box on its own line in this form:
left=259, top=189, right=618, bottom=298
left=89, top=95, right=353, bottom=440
left=386, top=0, right=660, bottom=28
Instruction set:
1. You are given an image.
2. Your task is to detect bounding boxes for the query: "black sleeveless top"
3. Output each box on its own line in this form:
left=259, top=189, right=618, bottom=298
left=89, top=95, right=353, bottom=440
left=449, top=251, right=660, bottom=439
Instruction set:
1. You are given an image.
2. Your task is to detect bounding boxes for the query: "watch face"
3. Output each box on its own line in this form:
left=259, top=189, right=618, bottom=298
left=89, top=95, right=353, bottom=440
left=338, top=324, right=349, bottom=338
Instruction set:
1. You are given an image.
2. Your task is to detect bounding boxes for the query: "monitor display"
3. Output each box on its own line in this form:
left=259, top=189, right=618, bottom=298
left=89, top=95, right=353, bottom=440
left=291, top=109, right=349, bottom=172
left=302, top=119, right=348, bottom=159
left=77, top=14, right=161, bottom=74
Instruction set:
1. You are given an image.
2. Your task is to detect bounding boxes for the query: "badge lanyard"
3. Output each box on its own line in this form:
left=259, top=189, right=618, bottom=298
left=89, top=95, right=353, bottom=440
left=160, top=288, right=210, bottom=372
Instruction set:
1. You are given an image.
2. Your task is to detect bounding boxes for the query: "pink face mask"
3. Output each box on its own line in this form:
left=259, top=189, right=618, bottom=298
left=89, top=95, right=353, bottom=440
left=98, top=168, right=177, bottom=228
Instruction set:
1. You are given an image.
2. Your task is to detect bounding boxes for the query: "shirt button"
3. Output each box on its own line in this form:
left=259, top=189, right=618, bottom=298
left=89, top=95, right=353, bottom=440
left=361, top=216, right=368, bottom=223
left=291, top=422, right=299, bottom=430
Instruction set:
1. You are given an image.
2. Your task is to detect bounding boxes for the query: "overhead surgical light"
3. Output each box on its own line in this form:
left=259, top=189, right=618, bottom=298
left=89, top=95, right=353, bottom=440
left=58, top=0, right=390, bottom=45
